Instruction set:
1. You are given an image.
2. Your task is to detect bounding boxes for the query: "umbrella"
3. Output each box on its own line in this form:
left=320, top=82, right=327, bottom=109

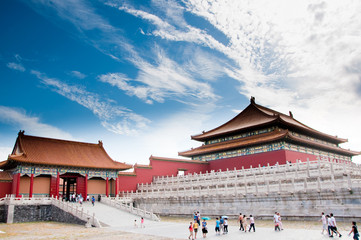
left=202, top=217, right=211, bottom=220
left=221, top=216, right=228, bottom=219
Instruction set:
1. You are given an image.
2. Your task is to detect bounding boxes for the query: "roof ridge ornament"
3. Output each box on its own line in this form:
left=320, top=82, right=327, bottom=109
left=289, top=111, right=293, bottom=118
left=250, top=96, right=255, bottom=104
left=98, top=140, right=103, bottom=147
left=18, top=130, right=25, bottom=136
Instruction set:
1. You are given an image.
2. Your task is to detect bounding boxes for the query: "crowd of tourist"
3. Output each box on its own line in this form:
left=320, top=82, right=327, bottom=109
left=188, top=211, right=260, bottom=239
left=187, top=211, right=359, bottom=239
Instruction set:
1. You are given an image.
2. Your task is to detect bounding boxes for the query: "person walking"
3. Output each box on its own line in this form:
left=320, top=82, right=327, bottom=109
left=242, top=214, right=248, bottom=232
left=140, top=217, right=145, bottom=228
left=239, top=213, right=244, bottom=231
left=188, top=221, right=194, bottom=240
left=320, top=212, right=327, bottom=235
left=274, top=212, right=281, bottom=231
left=349, top=221, right=359, bottom=240
left=197, top=211, right=201, bottom=226
left=219, top=216, right=224, bottom=234
left=223, top=217, right=228, bottom=234
left=215, top=218, right=220, bottom=235
left=91, top=196, right=95, bottom=206
left=201, top=219, right=208, bottom=238
left=249, top=215, right=255, bottom=232
left=327, top=214, right=336, bottom=237
left=193, top=220, right=199, bottom=239
left=277, top=212, right=283, bottom=230
left=330, top=213, right=342, bottom=237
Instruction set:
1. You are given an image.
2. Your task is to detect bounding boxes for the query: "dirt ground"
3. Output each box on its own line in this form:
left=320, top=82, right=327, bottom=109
left=0, top=222, right=171, bottom=240
left=0, top=218, right=352, bottom=239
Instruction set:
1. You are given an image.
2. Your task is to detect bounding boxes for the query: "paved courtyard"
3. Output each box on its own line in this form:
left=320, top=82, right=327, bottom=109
left=0, top=202, right=352, bottom=239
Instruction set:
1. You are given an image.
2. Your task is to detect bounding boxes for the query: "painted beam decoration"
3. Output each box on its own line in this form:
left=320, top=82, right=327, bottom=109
left=14, top=164, right=118, bottom=179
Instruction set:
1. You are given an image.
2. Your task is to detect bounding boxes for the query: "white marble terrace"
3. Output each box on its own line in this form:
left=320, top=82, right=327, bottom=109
left=121, top=159, right=361, bottom=199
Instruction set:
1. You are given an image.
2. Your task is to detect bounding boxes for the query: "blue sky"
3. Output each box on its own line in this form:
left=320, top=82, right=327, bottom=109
left=1, top=0, right=360, bottom=164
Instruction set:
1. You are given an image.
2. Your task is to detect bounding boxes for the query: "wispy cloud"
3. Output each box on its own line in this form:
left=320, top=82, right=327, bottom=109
left=6, top=62, right=26, bottom=72
left=28, top=0, right=220, bottom=109
left=0, top=106, right=73, bottom=140
left=31, top=70, right=150, bottom=135
left=99, top=47, right=219, bottom=105
left=70, top=70, right=86, bottom=79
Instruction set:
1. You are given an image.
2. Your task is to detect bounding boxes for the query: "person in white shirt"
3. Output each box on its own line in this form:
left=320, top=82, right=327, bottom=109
left=223, top=218, right=228, bottom=234
left=330, top=213, right=342, bottom=238
left=320, top=212, right=327, bottom=234
left=277, top=213, right=283, bottom=230
left=249, top=215, right=255, bottom=232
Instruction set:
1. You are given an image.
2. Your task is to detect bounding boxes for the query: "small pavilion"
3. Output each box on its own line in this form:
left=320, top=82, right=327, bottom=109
left=0, top=131, right=131, bottom=198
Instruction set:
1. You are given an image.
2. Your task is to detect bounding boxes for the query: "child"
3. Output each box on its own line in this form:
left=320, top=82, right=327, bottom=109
left=349, top=222, right=359, bottom=240
left=141, top=217, right=145, bottom=228
left=134, top=219, right=138, bottom=228
left=188, top=221, right=194, bottom=240
left=275, top=221, right=280, bottom=231
left=215, top=218, right=220, bottom=235
left=91, top=196, right=95, bottom=206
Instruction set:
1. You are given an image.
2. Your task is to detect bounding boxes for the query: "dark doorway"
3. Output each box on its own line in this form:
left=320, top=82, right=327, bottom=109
left=60, top=173, right=81, bottom=201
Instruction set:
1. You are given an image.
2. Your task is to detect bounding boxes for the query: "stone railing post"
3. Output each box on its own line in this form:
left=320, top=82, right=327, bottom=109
left=307, top=158, right=310, bottom=177
left=347, top=174, right=352, bottom=190
left=278, top=179, right=282, bottom=194
left=266, top=180, right=270, bottom=195
left=303, top=178, right=308, bottom=193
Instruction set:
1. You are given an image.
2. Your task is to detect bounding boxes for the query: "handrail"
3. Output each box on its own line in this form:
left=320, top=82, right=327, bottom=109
left=1, top=195, right=101, bottom=227
left=101, top=196, right=160, bottom=221
left=123, top=159, right=361, bottom=199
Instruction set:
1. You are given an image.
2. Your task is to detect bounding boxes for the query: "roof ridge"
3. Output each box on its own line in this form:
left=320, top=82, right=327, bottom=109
left=20, top=133, right=100, bottom=146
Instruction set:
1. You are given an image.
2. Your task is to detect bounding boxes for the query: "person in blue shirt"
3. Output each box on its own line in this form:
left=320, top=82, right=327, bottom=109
left=202, top=219, right=208, bottom=238
left=215, top=218, right=220, bottom=235
left=219, top=216, right=224, bottom=234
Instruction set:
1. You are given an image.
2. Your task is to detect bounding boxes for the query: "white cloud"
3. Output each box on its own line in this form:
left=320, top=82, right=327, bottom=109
left=70, top=70, right=86, bottom=79
left=31, top=70, right=150, bottom=135
left=0, top=106, right=73, bottom=140
left=6, top=62, right=25, bottom=72
left=0, top=147, right=12, bottom=162
left=99, top=48, right=219, bottom=105
left=103, top=109, right=213, bottom=164
left=125, top=0, right=361, bottom=162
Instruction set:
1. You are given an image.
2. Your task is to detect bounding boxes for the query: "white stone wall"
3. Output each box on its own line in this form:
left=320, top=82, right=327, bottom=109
left=126, top=160, right=361, bottom=221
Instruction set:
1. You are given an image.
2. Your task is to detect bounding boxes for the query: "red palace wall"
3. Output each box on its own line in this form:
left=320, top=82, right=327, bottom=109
left=208, top=150, right=288, bottom=172
left=207, top=150, right=324, bottom=172
left=118, top=157, right=209, bottom=193
left=118, top=150, right=330, bottom=193
left=0, top=182, right=12, bottom=198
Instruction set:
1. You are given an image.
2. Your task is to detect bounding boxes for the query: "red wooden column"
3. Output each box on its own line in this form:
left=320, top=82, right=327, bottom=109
left=85, top=174, right=88, bottom=198
left=29, top=174, right=34, bottom=198
left=55, top=172, right=60, bottom=199
left=115, top=177, right=119, bottom=197
left=15, top=173, right=21, bottom=198
left=106, top=177, right=109, bottom=197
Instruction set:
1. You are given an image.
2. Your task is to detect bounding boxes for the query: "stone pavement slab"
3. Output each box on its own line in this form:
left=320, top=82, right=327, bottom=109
left=79, top=201, right=347, bottom=239
left=114, top=222, right=345, bottom=240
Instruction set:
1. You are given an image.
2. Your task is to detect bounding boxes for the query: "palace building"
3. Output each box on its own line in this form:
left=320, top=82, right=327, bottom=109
left=0, top=131, right=131, bottom=198
left=178, top=97, right=359, bottom=170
